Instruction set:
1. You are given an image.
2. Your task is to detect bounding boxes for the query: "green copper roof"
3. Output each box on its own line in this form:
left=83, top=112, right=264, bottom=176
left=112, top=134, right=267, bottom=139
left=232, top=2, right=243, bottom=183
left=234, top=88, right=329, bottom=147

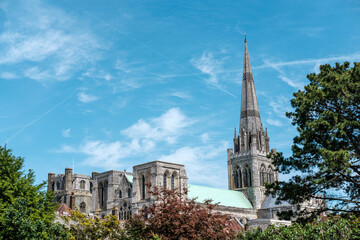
left=188, top=184, right=253, bottom=209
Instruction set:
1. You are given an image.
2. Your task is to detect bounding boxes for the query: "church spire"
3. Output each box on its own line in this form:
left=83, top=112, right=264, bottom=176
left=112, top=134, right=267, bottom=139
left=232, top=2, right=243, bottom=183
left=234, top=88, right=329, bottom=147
left=240, top=38, right=262, bottom=133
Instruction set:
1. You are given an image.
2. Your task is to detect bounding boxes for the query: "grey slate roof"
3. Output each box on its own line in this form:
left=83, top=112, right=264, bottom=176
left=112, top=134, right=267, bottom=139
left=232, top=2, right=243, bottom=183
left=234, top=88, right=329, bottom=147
left=261, top=195, right=292, bottom=209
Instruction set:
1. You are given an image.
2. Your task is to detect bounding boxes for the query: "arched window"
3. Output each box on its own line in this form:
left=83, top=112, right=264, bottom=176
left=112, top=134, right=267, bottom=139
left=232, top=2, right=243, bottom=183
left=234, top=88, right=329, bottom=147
left=128, top=188, right=131, bottom=198
left=163, top=173, right=167, bottom=189
left=80, top=180, right=86, bottom=190
left=56, top=181, right=60, bottom=190
left=268, top=166, right=274, bottom=184
left=80, top=202, right=86, bottom=213
left=90, top=182, right=93, bottom=193
left=119, top=207, right=123, bottom=220
left=119, top=190, right=122, bottom=198
left=260, top=165, right=266, bottom=186
left=171, top=174, right=175, bottom=190
left=234, top=166, right=242, bottom=188
left=244, top=169, right=248, bottom=187
left=243, top=165, right=252, bottom=187
left=234, top=170, right=239, bottom=188
left=141, top=175, right=145, bottom=200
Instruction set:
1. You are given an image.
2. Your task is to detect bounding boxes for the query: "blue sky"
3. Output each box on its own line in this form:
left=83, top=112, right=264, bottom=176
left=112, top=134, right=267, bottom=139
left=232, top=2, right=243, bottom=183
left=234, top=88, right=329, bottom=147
left=0, top=0, right=359, bottom=188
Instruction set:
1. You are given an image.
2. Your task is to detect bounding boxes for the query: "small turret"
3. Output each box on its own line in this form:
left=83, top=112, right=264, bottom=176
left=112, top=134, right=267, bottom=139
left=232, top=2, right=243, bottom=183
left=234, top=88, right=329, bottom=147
left=47, top=172, right=55, bottom=191
left=65, top=167, right=73, bottom=191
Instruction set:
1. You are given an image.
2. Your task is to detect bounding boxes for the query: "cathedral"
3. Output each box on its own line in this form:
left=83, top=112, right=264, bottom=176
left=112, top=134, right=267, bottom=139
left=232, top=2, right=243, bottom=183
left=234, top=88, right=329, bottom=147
left=47, top=39, right=320, bottom=229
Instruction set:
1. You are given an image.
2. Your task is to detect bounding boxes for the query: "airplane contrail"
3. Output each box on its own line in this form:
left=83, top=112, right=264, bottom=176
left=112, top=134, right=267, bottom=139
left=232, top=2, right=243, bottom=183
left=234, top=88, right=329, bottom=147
left=4, top=90, right=77, bottom=144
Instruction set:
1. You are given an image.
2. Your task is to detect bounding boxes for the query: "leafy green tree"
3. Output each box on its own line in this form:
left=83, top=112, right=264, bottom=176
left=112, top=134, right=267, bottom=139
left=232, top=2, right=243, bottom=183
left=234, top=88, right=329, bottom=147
left=0, top=145, right=68, bottom=239
left=267, top=62, right=360, bottom=218
left=64, top=210, right=125, bottom=240
left=237, top=215, right=360, bottom=240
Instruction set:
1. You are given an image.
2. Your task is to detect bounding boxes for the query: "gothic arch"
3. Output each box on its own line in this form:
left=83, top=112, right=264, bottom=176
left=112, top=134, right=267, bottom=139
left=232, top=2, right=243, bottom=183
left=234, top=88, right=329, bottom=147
left=98, top=182, right=104, bottom=208
left=171, top=171, right=179, bottom=190
left=163, top=170, right=170, bottom=189
left=234, top=165, right=242, bottom=188
left=80, top=180, right=86, bottom=190
left=80, top=202, right=86, bottom=213
left=243, top=164, right=252, bottom=187
left=119, top=201, right=131, bottom=220
left=268, top=166, right=274, bottom=184
left=260, top=164, right=267, bottom=186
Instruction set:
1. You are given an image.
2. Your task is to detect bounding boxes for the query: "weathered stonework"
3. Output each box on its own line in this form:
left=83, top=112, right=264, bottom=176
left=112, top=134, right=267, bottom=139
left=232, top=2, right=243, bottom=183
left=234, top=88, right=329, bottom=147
left=47, top=39, right=324, bottom=230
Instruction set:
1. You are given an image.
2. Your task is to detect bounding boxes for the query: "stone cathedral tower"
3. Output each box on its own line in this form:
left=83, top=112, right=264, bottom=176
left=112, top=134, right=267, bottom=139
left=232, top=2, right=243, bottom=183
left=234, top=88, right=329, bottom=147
left=227, top=39, right=278, bottom=209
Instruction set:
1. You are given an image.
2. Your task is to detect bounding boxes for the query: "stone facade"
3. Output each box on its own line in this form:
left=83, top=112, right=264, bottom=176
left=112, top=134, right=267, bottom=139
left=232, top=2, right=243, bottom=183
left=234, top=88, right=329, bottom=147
left=47, top=168, right=92, bottom=214
left=228, top=39, right=278, bottom=210
left=48, top=39, right=323, bottom=229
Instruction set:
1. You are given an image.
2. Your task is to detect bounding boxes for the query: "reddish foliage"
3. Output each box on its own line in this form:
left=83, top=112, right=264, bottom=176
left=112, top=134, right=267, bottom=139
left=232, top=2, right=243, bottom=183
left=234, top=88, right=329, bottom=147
left=125, top=186, right=237, bottom=240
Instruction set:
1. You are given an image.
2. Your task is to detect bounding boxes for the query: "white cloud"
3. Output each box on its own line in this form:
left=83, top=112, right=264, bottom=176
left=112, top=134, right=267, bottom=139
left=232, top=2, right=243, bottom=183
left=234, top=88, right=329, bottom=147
left=266, top=119, right=283, bottom=127
left=191, top=51, right=237, bottom=98
left=170, top=91, right=192, bottom=100
left=269, top=95, right=292, bottom=116
left=77, top=92, right=99, bottom=103
left=62, top=128, right=71, bottom=137
left=57, top=108, right=195, bottom=169
left=121, top=108, right=193, bottom=144
left=200, top=133, right=210, bottom=143
left=0, top=0, right=101, bottom=82
left=158, top=142, right=228, bottom=188
left=191, top=52, right=222, bottom=85
left=262, top=59, right=304, bottom=89
left=0, top=72, right=17, bottom=79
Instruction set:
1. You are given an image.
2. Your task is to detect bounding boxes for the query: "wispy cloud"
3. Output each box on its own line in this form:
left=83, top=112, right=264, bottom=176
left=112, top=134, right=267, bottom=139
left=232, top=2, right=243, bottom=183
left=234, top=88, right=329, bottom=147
left=256, top=53, right=360, bottom=71
left=191, top=51, right=238, bottom=98
left=262, top=59, right=305, bottom=89
left=266, top=119, right=283, bottom=127
left=77, top=92, right=99, bottom=103
left=0, top=0, right=101, bottom=83
left=170, top=91, right=192, bottom=101
left=62, top=128, right=71, bottom=138
left=0, top=72, right=17, bottom=79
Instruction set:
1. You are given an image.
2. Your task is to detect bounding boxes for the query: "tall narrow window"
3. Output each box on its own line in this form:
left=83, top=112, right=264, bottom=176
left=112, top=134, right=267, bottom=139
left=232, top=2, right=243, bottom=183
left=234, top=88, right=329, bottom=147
left=234, top=171, right=239, bottom=188
left=98, top=182, right=103, bottom=207
left=103, top=181, right=108, bottom=209
left=80, top=180, right=85, bottom=190
left=239, top=169, right=243, bottom=188
left=142, top=175, right=145, bottom=200
left=163, top=173, right=167, bottom=189
left=128, top=188, right=131, bottom=197
left=171, top=174, right=175, bottom=190
left=248, top=168, right=252, bottom=187
left=80, top=202, right=86, bottom=213
left=119, top=190, right=122, bottom=198
left=244, top=170, right=248, bottom=187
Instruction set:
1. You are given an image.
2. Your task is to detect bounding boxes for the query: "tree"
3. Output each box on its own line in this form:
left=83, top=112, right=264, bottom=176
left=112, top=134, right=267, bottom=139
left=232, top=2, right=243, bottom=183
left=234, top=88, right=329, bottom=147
left=237, top=215, right=360, bottom=240
left=124, top=187, right=237, bottom=240
left=0, top=145, right=67, bottom=239
left=64, top=210, right=125, bottom=240
left=267, top=62, right=360, bottom=218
